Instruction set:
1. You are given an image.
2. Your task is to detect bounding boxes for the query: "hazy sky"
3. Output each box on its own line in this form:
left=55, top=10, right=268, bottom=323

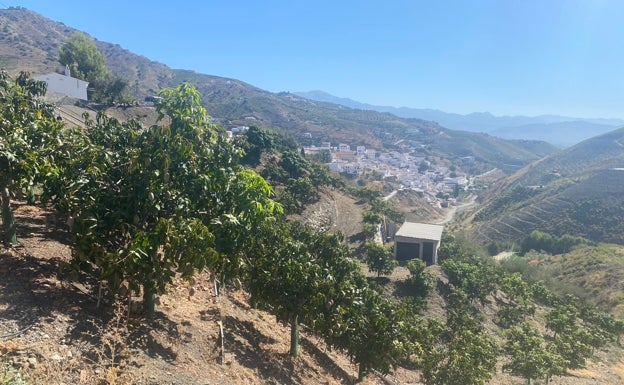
left=6, top=0, right=624, bottom=118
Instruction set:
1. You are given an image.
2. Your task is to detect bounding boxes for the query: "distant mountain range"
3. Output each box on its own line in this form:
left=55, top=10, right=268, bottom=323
left=295, top=90, right=624, bottom=148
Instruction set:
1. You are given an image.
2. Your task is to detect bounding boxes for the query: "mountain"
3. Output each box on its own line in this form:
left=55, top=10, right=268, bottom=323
left=295, top=90, right=624, bottom=148
left=0, top=7, right=556, bottom=173
left=466, top=126, right=624, bottom=246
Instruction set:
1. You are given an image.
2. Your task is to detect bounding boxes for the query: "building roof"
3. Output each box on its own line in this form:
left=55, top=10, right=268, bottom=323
left=395, top=222, right=444, bottom=241
left=34, top=72, right=88, bottom=86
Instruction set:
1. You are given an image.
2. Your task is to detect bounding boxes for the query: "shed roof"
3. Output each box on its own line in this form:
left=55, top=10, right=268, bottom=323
left=395, top=222, right=444, bottom=241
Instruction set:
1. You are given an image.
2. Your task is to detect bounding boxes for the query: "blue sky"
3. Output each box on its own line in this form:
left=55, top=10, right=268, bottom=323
left=6, top=0, right=624, bottom=118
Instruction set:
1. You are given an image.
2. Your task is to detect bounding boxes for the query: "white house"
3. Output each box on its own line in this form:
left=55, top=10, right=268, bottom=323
left=338, top=143, right=351, bottom=152
left=34, top=66, right=88, bottom=101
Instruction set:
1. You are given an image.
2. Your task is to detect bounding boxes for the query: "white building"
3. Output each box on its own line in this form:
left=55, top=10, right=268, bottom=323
left=394, top=222, right=444, bottom=265
left=338, top=143, right=351, bottom=152
left=34, top=66, right=88, bottom=101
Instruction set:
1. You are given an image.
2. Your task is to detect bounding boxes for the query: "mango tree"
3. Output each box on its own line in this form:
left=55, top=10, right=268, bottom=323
left=504, top=322, right=566, bottom=385
left=328, top=280, right=419, bottom=382
left=421, top=289, right=497, bottom=385
left=0, top=71, right=64, bottom=246
left=363, top=241, right=397, bottom=277
left=60, top=82, right=279, bottom=316
left=248, top=222, right=360, bottom=357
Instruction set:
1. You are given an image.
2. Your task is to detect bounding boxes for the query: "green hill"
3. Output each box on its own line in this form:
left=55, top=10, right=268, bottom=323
left=467, top=127, right=624, bottom=245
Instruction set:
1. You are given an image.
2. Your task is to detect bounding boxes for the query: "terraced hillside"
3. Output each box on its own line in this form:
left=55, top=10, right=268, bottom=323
left=0, top=7, right=556, bottom=173
left=467, top=127, right=624, bottom=245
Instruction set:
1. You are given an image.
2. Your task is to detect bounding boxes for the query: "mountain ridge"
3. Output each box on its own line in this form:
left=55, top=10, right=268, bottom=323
left=466, top=126, right=624, bottom=246
left=295, top=90, right=624, bottom=148
left=0, top=6, right=556, bottom=172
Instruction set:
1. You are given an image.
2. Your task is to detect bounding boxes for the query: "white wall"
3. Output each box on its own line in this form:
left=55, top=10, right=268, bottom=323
left=34, top=73, right=88, bottom=100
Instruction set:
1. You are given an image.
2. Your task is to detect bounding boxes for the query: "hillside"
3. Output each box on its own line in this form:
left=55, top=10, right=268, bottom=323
left=0, top=7, right=556, bottom=173
left=295, top=90, right=624, bottom=148
left=466, top=127, right=624, bottom=246
left=4, top=203, right=624, bottom=385
left=506, top=243, right=624, bottom=317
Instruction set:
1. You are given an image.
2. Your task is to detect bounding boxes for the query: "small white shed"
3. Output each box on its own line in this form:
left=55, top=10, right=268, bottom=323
left=34, top=66, right=88, bottom=101
left=394, top=222, right=444, bottom=265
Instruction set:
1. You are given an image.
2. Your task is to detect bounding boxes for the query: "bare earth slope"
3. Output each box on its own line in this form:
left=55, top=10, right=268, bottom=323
left=0, top=204, right=365, bottom=385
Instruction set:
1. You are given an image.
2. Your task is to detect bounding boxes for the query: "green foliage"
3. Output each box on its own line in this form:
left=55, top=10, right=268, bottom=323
left=1, top=357, right=27, bottom=385
left=497, top=273, right=536, bottom=327
left=59, top=32, right=107, bottom=82
left=58, top=32, right=130, bottom=103
left=248, top=222, right=360, bottom=357
left=521, top=230, right=554, bottom=253
left=370, top=197, right=404, bottom=224
left=59, top=82, right=279, bottom=316
left=404, top=259, right=436, bottom=297
left=546, top=304, right=578, bottom=337
left=89, top=73, right=131, bottom=104
left=530, top=280, right=555, bottom=305
left=349, top=186, right=382, bottom=202
left=580, top=308, right=620, bottom=349
left=503, top=323, right=566, bottom=384
left=363, top=241, right=397, bottom=277
left=280, top=150, right=309, bottom=179
left=521, top=230, right=590, bottom=254
left=436, top=233, right=471, bottom=262
left=487, top=239, right=517, bottom=256
left=421, top=289, right=497, bottom=385
left=362, top=210, right=383, bottom=225
left=546, top=304, right=593, bottom=369
left=329, top=282, right=422, bottom=382
left=0, top=71, right=66, bottom=245
left=285, top=176, right=318, bottom=209
left=237, top=125, right=289, bottom=165
left=362, top=223, right=379, bottom=239
left=442, top=257, right=500, bottom=305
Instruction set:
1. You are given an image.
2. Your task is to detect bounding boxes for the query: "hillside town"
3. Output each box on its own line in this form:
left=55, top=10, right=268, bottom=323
left=229, top=124, right=478, bottom=209
left=304, top=140, right=474, bottom=204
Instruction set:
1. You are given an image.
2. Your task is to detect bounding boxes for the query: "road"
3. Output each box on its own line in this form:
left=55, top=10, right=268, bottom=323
left=434, top=194, right=478, bottom=225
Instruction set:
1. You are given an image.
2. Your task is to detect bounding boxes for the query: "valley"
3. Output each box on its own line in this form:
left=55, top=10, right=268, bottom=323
left=3, top=5, right=624, bottom=385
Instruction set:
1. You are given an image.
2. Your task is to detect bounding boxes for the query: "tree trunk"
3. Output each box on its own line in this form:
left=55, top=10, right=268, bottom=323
left=143, top=280, right=156, bottom=318
left=290, top=314, right=299, bottom=357
left=1, top=184, right=17, bottom=246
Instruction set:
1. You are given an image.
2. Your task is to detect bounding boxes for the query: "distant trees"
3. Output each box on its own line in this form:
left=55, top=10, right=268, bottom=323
left=521, top=230, right=589, bottom=254
left=59, top=32, right=130, bottom=103
left=59, top=32, right=107, bottom=83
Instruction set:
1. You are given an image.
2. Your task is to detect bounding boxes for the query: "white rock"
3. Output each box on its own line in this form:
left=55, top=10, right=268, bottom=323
left=49, top=353, right=63, bottom=361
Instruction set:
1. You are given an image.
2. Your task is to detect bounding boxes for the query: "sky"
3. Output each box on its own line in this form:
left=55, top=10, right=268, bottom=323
left=5, top=0, right=624, bottom=119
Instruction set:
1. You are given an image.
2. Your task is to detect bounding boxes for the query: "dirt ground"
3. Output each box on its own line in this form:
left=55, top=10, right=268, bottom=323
left=3, top=201, right=624, bottom=385
left=1, top=203, right=375, bottom=385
